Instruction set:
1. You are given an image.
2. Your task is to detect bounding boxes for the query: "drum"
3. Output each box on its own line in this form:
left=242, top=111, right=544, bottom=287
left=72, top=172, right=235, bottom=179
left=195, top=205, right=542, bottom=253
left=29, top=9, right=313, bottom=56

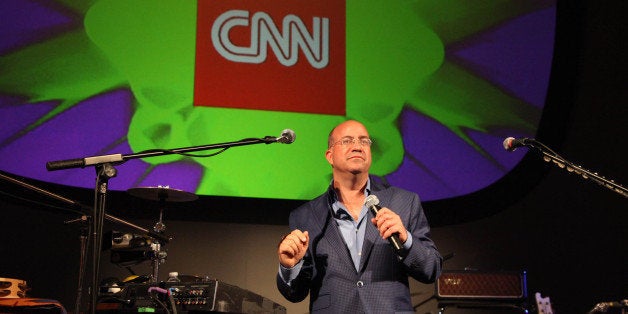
left=0, top=278, right=28, bottom=298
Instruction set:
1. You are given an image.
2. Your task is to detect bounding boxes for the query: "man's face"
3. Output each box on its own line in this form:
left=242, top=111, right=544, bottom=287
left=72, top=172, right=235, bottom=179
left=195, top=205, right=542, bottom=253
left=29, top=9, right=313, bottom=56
left=326, top=121, right=372, bottom=175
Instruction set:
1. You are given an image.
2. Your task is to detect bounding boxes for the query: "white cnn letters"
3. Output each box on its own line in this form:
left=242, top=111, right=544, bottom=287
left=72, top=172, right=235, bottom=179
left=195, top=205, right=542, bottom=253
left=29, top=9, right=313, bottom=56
left=211, top=10, right=329, bottom=69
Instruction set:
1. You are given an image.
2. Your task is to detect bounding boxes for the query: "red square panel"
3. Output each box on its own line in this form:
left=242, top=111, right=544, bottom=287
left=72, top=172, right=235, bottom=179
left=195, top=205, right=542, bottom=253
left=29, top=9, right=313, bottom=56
left=194, top=0, right=346, bottom=115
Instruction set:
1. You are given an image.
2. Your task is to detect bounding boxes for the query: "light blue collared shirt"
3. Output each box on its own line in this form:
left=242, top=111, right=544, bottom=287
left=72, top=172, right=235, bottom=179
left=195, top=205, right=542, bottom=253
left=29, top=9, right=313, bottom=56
left=330, top=181, right=371, bottom=271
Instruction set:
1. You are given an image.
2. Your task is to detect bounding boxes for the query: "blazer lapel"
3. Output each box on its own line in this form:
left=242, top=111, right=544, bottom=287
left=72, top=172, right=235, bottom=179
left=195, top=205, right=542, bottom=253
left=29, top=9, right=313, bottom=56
left=359, top=216, right=379, bottom=272
left=325, top=214, right=357, bottom=272
left=308, top=193, right=357, bottom=273
left=359, top=183, right=393, bottom=272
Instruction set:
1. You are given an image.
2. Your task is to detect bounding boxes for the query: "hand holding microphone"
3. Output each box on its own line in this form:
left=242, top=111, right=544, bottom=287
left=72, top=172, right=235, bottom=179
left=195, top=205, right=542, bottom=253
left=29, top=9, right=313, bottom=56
left=365, top=195, right=407, bottom=256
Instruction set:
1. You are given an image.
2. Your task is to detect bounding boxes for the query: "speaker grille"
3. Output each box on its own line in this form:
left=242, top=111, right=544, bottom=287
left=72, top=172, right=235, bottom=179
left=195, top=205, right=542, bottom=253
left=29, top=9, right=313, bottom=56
left=436, top=271, right=526, bottom=300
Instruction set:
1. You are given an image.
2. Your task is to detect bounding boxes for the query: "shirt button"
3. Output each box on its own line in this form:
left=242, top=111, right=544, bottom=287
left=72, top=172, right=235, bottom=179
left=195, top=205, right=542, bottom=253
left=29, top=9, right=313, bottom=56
left=356, top=281, right=364, bottom=287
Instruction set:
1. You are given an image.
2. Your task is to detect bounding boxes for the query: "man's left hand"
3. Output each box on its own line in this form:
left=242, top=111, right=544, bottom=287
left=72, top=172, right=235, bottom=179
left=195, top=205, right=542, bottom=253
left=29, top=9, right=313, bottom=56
left=371, top=207, right=408, bottom=243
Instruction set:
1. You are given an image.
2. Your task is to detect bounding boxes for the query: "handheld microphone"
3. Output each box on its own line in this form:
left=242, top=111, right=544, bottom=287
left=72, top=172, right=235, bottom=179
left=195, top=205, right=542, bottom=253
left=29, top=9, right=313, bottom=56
left=364, top=195, right=404, bottom=256
left=277, top=129, right=296, bottom=144
left=503, top=137, right=530, bottom=152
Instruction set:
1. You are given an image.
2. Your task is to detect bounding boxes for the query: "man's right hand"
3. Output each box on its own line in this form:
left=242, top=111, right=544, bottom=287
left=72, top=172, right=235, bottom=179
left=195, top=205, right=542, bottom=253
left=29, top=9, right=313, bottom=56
left=277, top=229, right=309, bottom=268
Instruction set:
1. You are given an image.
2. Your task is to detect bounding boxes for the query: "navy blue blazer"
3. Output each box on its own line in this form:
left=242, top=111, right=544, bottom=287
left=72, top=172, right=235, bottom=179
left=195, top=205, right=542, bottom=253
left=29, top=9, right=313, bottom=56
left=277, top=176, right=442, bottom=313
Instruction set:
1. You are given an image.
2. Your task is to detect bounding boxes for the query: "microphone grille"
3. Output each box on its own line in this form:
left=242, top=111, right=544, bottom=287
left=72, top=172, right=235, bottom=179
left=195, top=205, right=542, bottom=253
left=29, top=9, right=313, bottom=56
left=364, top=194, right=380, bottom=208
left=503, top=137, right=515, bottom=151
left=279, top=129, right=296, bottom=144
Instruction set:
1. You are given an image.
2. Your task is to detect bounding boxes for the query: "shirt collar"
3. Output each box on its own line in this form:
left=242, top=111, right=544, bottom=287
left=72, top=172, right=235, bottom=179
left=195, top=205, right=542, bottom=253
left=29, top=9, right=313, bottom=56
left=329, top=178, right=372, bottom=216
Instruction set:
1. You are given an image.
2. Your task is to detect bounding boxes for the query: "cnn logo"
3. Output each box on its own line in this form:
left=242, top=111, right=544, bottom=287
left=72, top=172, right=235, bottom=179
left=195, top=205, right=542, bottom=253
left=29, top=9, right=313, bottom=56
left=194, top=1, right=345, bottom=115
left=212, top=10, right=329, bottom=69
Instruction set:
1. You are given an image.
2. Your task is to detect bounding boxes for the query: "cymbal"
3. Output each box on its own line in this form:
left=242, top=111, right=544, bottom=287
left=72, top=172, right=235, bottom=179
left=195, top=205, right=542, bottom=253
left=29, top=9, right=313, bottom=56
left=127, top=186, right=198, bottom=202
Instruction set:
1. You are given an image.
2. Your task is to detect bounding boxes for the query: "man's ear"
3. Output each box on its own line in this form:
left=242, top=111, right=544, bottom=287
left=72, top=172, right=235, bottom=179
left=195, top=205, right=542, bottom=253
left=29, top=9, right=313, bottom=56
left=325, top=148, right=333, bottom=166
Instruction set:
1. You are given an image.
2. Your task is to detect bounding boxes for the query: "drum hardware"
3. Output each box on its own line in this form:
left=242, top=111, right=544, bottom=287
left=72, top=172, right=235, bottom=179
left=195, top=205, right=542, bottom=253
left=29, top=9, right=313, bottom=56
left=106, top=231, right=155, bottom=267
left=127, top=186, right=199, bottom=203
left=0, top=171, right=175, bottom=314
left=127, top=186, right=198, bottom=283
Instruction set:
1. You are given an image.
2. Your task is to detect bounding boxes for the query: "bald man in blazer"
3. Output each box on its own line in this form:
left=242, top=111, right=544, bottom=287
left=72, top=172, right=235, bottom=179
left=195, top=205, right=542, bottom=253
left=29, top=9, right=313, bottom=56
left=277, top=120, right=442, bottom=313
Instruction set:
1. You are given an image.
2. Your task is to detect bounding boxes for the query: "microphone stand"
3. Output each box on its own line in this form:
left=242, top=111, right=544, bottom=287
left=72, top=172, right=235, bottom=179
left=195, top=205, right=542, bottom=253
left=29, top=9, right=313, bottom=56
left=520, top=139, right=628, bottom=198
left=91, top=164, right=114, bottom=314
left=45, top=134, right=283, bottom=314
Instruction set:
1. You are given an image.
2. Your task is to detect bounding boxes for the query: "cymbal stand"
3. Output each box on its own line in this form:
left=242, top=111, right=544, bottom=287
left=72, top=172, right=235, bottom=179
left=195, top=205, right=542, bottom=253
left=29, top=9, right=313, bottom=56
left=150, top=194, right=169, bottom=283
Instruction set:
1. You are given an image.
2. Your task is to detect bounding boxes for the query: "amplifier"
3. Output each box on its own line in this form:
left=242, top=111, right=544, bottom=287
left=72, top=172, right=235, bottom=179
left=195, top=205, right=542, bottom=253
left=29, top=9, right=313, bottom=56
left=436, top=270, right=527, bottom=300
left=97, top=280, right=286, bottom=313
